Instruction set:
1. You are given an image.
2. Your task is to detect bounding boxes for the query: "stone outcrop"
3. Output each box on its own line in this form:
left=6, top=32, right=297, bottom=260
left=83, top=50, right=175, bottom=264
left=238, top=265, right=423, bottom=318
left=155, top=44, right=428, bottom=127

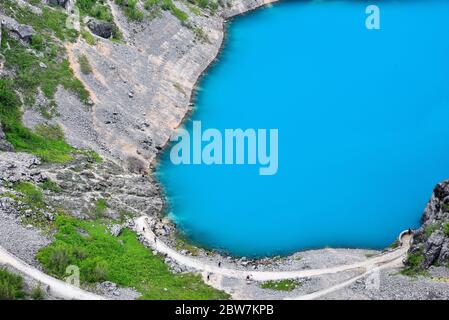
left=0, top=14, right=34, bottom=43
left=47, top=0, right=69, bottom=8
left=0, top=125, right=13, bottom=152
left=87, top=18, right=114, bottom=39
left=408, top=181, right=449, bottom=268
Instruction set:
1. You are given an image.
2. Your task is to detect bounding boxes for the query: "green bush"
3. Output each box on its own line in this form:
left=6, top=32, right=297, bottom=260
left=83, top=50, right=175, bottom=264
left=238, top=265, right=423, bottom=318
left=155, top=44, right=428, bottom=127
left=401, top=252, right=427, bottom=277
left=0, top=268, right=25, bottom=300
left=41, top=179, right=61, bottom=193
left=30, top=285, right=44, bottom=300
left=92, top=198, right=108, bottom=218
left=444, top=223, right=449, bottom=236
left=78, top=55, right=93, bottom=75
left=13, top=182, right=44, bottom=208
left=424, top=223, right=439, bottom=237
left=81, top=29, right=97, bottom=45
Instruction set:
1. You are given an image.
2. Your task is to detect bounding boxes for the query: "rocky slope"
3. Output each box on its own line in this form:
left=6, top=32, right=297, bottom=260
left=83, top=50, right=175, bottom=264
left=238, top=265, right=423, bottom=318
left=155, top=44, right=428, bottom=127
left=408, top=181, right=449, bottom=269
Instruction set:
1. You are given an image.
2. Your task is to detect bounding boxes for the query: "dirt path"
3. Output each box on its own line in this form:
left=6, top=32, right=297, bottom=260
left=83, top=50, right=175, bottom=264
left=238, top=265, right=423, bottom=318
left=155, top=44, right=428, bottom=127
left=0, top=246, right=105, bottom=300
left=136, top=216, right=411, bottom=283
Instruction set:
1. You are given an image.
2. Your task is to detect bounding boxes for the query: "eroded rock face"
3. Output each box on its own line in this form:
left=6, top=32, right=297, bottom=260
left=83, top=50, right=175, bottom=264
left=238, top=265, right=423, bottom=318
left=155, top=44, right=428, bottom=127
left=48, top=0, right=69, bottom=7
left=0, top=125, right=13, bottom=152
left=0, top=14, right=34, bottom=43
left=87, top=18, right=113, bottom=39
left=408, top=181, right=449, bottom=268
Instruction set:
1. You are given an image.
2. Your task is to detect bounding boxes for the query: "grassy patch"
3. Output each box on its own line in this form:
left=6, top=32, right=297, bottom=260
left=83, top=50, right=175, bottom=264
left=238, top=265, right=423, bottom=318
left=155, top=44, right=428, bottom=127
left=0, top=79, right=74, bottom=163
left=1, top=34, right=89, bottom=106
left=115, top=0, right=145, bottom=21
left=36, top=216, right=230, bottom=299
left=77, top=0, right=114, bottom=22
left=78, top=54, right=93, bottom=75
left=13, top=182, right=44, bottom=208
left=0, top=268, right=25, bottom=300
left=30, top=285, right=44, bottom=300
left=260, top=279, right=301, bottom=291
left=2, top=2, right=79, bottom=42
left=401, top=252, right=428, bottom=277
left=444, top=223, right=449, bottom=236
left=144, top=0, right=189, bottom=22
left=81, top=29, right=97, bottom=45
left=41, top=179, right=61, bottom=193
left=424, top=223, right=440, bottom=238
left=34, top=124, right=65, bottom=141
left=192, top=26, right=209, bottom=43
left=92, top=198, right=108, bottom=218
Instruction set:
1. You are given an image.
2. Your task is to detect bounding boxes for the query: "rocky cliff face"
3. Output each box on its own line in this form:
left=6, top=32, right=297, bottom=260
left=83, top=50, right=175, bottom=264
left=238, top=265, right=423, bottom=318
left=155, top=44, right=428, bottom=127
left=23, top=0, right=278, bottom=171
left=408, top=181, right=449, bottom=268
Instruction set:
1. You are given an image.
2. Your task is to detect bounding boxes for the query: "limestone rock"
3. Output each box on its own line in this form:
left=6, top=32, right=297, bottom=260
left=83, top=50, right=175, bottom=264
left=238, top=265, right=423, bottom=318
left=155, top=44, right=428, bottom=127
left=408, top=180, right=449, bottom=268
left=87, top=19, right=113, bottom=39
left=0, top=125, right=13, bottom=152
left=0, top=14, right=34, bottom=43
left=47, top=0, right=69, bottom=7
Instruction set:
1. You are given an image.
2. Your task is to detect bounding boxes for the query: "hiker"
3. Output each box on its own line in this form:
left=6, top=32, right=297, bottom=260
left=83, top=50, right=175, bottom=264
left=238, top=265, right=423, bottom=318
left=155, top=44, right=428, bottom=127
left=143, top=227, right=145, bottom=232
left=218, top=262, right=222, bottom=268
left=207, top=274, right=210, bottom=281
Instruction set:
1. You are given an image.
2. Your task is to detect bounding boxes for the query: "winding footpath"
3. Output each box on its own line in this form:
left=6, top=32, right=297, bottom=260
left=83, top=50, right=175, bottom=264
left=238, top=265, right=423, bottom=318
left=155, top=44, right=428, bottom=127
left=136, top=216, right=412, bottom=282
left=0, top=215, right=411, bottom=300
left=0, top=246, right=104, bottom=300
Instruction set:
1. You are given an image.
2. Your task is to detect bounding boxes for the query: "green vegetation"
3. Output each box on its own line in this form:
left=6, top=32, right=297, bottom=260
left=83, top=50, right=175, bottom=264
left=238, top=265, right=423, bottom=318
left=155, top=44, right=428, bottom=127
left=34, top=124, right=65, bottom=141
left=13, top=182, right=44, bottom=208
left=115, top=0, right=145, bottom=21
left=424, top=223, right=440, bottom=237
left=37, top=216, right=230, bottom=299
left=0, top=268, right=25, bottom=300
left=77, top=0, right=114, bottom=22
left=1, top=33, right=89, bottom=106
left=78, top=54, right=93, bottom=75
left=77, top=149, right=103, bottom=163
left=260, top=279, right=301, bottom=291
left=389, top=239, right=400, bottom=249
left=445, top=223, right=449, bottom=236
left=81, top=29, right=97, bottom=45
left=41, top=179, right=61, bottom=193
left=30, top=285, right=44, bottom=300
left=2, top=1, right=78, bottom=42
left=0, top=80, right=74, bottom=162
left=188, top=0, right=219, bottom=13
left=192, top=26, right=209, bottom=43
left=401, top=252, right=428, bottom=277
left=92, top=198, right=108, bottom=218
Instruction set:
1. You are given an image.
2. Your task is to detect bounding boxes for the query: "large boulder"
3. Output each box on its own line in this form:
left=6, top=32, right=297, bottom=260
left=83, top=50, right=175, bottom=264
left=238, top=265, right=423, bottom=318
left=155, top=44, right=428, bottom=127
left=0, top=14, right=34, bottom=43
left=422, top=231, right=445, bottom=268
left=87, top=19, right=113, bottom=39
left=0, top=125, right=13, bottom=152
left=408, top=180, right=449, bottom=268
left=47, top=0, right=69, bottom=8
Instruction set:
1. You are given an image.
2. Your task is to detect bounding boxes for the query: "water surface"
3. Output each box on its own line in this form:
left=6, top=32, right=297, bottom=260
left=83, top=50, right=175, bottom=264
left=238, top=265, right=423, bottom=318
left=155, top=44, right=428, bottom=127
left=157, top=0, right=449, bottom=257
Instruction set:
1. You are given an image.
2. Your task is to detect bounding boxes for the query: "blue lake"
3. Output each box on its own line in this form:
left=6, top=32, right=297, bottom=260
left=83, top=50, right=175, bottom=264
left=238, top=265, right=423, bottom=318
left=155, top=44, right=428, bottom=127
left=157, top=0, right=449, bottom=257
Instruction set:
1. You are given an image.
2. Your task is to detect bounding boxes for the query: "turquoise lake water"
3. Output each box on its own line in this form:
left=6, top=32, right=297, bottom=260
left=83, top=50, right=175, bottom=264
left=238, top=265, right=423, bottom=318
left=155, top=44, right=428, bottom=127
left=157, top=0, right=449, bottom=257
